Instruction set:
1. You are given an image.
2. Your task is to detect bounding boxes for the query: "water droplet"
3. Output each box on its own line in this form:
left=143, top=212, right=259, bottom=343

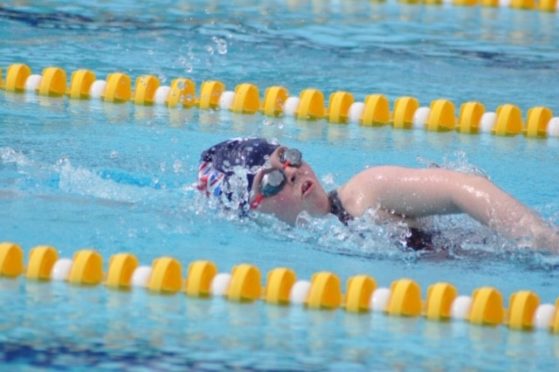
left=213, top=37, right=228, bottom=55
left=173, top=160, right=183, bottom=173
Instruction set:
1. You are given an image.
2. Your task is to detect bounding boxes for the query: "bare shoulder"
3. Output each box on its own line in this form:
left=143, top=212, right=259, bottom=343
left=337, top=166, right=405, bottom=216
left=342, top=165, right=417, bottom=187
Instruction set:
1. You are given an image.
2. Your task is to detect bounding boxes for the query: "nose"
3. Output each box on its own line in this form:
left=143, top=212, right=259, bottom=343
left=283, top=165, right=298, bottom=184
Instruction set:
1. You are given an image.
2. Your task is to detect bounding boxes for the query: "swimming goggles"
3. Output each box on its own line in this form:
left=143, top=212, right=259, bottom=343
left=249, top=147, right=302, bottom=209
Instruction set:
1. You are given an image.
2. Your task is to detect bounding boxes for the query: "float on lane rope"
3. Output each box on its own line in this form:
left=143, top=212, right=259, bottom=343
left=2, top=243, right=559, bottom=334
left=1, top=63, right=558, bottom=139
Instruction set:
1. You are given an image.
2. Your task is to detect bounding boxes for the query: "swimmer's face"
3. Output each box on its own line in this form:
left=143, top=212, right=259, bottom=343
left=251, top=147, right=330, bottom=224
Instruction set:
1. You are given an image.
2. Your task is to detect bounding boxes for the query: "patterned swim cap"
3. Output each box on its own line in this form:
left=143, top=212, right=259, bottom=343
left=197, top=137, right=279, bottom=209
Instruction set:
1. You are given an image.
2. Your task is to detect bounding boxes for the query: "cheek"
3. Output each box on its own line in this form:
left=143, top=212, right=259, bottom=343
left=279, top=184, right=303, bottom=203
left=261, top=190, right=300, bottom=212
left=274, top=194, right=299, bottom=211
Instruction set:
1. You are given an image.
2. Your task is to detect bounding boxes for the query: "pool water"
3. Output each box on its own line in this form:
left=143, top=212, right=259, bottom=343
left=1, top=0, right=559, bottom=370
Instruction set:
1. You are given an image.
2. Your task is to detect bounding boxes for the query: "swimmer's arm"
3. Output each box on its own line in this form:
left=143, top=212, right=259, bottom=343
left=340, top=166, right=559, bottom=250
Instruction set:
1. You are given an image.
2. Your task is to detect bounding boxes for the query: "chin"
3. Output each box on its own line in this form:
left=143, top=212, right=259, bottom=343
left=304, top=192, right=329, bottom=216
left=273, top=210, right=300, bottom=226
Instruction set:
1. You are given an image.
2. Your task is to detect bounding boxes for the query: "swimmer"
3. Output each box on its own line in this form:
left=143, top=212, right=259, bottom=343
left=197, top=137, right=559, bottom=252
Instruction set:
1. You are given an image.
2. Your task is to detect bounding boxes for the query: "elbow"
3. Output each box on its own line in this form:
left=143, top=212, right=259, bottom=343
left=450, top=174, right=494, bottom=214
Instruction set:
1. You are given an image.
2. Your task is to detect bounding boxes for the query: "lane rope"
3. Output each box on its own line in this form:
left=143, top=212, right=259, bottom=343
left=1, top=64, right=558, bottom=138
left=2, top=242, right=559, bottom=333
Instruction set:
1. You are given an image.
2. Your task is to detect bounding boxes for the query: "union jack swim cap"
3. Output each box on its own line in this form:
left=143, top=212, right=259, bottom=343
left=197, top=137, right=279, bottom=209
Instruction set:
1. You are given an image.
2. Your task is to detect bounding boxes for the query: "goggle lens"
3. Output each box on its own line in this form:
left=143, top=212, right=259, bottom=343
left=260, top=169, right=286, bottom=197
left=251, top=147, right=303, bottom=209
left=279, top=148, right=302, bottom=167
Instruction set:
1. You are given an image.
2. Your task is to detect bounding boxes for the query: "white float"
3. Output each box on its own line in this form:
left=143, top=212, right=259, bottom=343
left=451, top=295, right=472, bottom=320
left=480, top=112, right=497, bottom=133
left=219, top=91, right=235, bottom=110
left=130, top=266, right=152, bottom=288
left=25, top=74, right=42, bottom=92
left=50, top=258, right=73, bottom=281
left=370, top=287, right=391, bottom=312
left=547, top=117, right=559, bottom=137
left=89, top=80, right=107, bottom=99
left=154, top=86, right=171, bottom=105
left=533, top=304, right=555, bottom=330
left=289, top=280, right=311, bottom=304
left=283, top=97, right=300, bottom=117
left=413, top=107, right=431, bottom=129
left=210, top=272, right=232, bottom=296
left=348, top=102, right=365, bottom=123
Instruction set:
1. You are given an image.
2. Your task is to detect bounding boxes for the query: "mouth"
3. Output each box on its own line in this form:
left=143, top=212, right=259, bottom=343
left=301, top=180, right=313, bottom=197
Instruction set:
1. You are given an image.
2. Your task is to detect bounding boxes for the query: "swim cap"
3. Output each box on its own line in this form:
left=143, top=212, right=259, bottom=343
left=197, top=137, right=279, bottom=208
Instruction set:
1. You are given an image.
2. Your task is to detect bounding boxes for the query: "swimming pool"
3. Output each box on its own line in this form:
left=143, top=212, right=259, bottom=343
left=1, top=0, right=559, bottom=369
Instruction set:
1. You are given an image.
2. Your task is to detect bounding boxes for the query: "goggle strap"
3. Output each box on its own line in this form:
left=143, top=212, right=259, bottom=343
left=250, top=194, right=264, bottom=209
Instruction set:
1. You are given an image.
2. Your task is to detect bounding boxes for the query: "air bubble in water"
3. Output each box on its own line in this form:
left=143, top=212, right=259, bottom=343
left=173, top=160, right=183, bottom=173
left=56, top=156, right=70, bottom=167
left=322, top=173, right=335, bottom=187
left=212, top=36, right=228, bottom=55
left=178, top=56, right=194, bottom=73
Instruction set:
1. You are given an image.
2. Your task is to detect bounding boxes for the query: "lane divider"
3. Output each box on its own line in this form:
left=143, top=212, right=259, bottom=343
left=2, top=242, right=559, bottom=333
left=402, top=0, right=558, bottom=12
left=1, top=63, right=558, bottom=138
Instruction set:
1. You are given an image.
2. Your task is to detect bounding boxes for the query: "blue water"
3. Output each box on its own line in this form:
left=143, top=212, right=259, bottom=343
left=1, top=0, right=559, bottom=370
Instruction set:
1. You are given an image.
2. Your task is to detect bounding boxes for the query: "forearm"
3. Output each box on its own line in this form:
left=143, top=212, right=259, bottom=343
left=452, top=175, right=559, bottom=249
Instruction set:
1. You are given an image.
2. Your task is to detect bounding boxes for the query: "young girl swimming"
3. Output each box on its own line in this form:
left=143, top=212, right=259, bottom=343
left=197, top=137, right=559, bottom=252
